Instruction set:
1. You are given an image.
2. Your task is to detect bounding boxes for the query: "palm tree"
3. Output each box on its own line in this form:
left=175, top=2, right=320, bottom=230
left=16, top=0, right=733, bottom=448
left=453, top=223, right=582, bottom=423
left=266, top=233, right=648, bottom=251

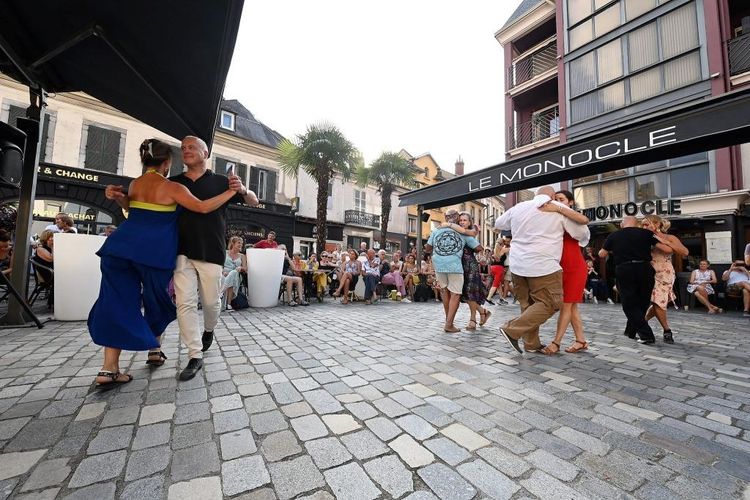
left=278, top=123, right=361, bottom=255
left=357, top=152, right=417, bottom=251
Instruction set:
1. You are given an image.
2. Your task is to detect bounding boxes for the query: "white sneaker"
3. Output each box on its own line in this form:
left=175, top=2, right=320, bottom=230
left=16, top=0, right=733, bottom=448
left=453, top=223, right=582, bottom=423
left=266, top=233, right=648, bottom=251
left=607, top=298, right=614, bottom=304
left=593, top=296, right=598, bottom=304
left=402, top=298, right=411, bottom=303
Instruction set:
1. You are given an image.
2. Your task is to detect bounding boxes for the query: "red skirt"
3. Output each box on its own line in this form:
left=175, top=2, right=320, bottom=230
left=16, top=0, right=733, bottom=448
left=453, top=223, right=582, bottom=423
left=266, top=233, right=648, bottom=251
left=561, top=234, right=587, bottom=303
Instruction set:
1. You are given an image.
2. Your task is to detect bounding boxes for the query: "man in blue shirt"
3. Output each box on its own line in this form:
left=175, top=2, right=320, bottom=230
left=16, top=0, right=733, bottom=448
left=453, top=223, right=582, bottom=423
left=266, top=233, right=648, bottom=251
left=425, top=209, right=481, bottom=333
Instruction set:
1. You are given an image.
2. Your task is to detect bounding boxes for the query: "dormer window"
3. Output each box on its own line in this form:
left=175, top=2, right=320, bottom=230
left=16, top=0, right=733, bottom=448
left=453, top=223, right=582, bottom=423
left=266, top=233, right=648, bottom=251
left=220, top=110, right=235, bottom=131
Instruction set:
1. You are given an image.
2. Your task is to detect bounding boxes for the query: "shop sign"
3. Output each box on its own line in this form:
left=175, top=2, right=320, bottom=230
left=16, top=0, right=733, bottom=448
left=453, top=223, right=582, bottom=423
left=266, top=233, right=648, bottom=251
left=582, top=199, right=681, bottom=221
left=37, top=165, right=102, bottom=183
left=33, top=208, right=96, bottom=221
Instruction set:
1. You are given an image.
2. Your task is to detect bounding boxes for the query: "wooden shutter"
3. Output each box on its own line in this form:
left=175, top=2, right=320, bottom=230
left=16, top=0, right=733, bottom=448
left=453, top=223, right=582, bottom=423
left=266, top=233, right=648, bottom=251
left=6, top=105, right=24, bottom=127
left=265, top=170, right=276, bottom=202
left=214, top=157, right=229, bottom=174
left=169, top=145, right=184, bottom=176
left=237, top=163, right=247, bottom=186
left=249, top=166, right=259, bottom=198
left=7, top=105, right=52, bottom=161
left=84, top=126, right=121, bottom=173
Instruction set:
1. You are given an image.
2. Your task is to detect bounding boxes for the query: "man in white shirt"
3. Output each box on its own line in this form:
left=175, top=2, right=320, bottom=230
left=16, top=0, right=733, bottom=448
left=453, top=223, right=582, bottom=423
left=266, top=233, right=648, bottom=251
left=45, top=213, right=77, bottom=233
left=494, top=186, right=590, bottom=354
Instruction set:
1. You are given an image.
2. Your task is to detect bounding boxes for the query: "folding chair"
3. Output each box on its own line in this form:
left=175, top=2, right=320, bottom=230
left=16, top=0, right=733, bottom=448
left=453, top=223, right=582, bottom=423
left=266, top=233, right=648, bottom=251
left=28, top=259, right=54, bottom=309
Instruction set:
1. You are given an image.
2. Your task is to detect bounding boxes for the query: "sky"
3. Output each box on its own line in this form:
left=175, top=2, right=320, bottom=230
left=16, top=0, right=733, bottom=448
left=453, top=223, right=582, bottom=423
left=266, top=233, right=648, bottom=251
left=224, top=1, right=519, bottom=175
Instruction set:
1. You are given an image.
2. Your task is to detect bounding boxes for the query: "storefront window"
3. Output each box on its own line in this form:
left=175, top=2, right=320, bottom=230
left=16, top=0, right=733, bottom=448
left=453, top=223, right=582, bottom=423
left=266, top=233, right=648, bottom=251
left=634, top=172, right=668, bottom=201
left=670, top=164, right=709, bottom=197
left=574, top=185, right=599, bottom=209
left=601, top=179, right=629, bottom=205
left=32, top=200, right=115, bottom=236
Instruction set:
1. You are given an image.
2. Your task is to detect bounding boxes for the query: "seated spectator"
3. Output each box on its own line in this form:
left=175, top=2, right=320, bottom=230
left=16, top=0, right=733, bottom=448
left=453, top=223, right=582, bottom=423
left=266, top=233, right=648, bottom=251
left=309, top=253, right=327, bottom=300
left=423, top=254, right=441, bottom=302
left=722, top=260, right=750, bottom=316
left=403, top=253, right=421, bottom=301
left=334, top=249, right=361, bottom=304
left=45, top=213, right=77, bottom=234
left=361, top=249, right=380, bottom=304
left=254, top=230, right=278, bottom=249
left=584, top=260, right=613, bottom=304
left=687, top=259, right=722, bottom=313
left=330, top=244, right=343, bottom=267
left=381, top=250, right=407, bottom=300
left=222, top=236, right=246, bottom=310
left=278, top=244, right=308, bottom=306
left=99, top=225, right=116, bottom=237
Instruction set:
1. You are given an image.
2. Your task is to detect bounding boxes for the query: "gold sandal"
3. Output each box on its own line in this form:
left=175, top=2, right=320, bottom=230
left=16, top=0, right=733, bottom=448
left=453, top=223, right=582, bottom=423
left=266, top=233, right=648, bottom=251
left=466, top=320, right=477, bottom=331
left=541, top=341, right=560, bottom=355
left=480, top=309, right=492, bottom=326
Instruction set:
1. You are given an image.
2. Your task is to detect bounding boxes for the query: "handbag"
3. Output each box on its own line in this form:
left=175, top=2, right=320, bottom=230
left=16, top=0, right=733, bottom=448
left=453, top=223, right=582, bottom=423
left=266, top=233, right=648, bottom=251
left=230, top=291, right=250, bottom=310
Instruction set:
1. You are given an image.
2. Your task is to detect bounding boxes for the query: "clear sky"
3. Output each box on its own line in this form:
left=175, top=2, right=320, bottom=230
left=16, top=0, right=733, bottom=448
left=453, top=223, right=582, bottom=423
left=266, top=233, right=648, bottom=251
left=224, top=1, right=519, bottom=175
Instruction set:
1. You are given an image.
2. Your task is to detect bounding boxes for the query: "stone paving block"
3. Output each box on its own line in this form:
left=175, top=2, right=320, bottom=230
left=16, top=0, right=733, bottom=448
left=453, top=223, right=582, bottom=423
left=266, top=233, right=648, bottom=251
left=324, top=462, right=381, bottom=500
left=323, top=414, right=361, bottom=434
left=364, top=454, right=414, bottom=498
left=341, top=429, right=389, bottom=459
left=0, top=416, right=30, bottom=440
left=139, top=403, right=175, bottom=425
left=208, top=380, right=237, bottom=398
left=167, top=476, right=222, bottom=500
left=526, top=448, right=581, bottom=481
left=404, top=383, right=436, bottom=398
left=403, top=492, right=438, bottom=500
left=553, top=426, right=610, bottom=456
left=172, top=421, right=213, bottom=449
left=390, top=434, right=435, bottom=468
left=220, top=428, right=257, bottom=460
left=305, top=436, right=353, bottom=469
left=457, top=458, right=520, bottom=499
left=120, top=476, right=164, bottom=500
left=170, top=442, right=221, bottom=482
left=440, top=423, right=491, bottom=451
left=251, top=410, right=289, bottom=435
left=125, top=445, right=171, bottom=481
left=20, top=458, right=71, bottom=491
left=291, top=414, right=329, bottom=441
left=61, top=482, right=116, bottom=500
left=0, top=449, right=46, bottom=482
left=39, top=398, right=84, bottom=419
left=418, top=462, right=476, bottom=500
left=0, top=477, right=17, bottom=499
left=238, top=382, right=268, bottom=397
left=268, top=455, right=325, bottom=500
left=424, top=436, right=472, bottom=466
left=245, top=394, right=278, bottom=414
left=476, top=446, right=531, bottom=478
left=390, top=390, right=425, bottom=409
left=174, top=401, right=211, bottom=424
left=281, top=401, right=312, bottom=418
left=365, top=416, right=402, bottom=441
left=68, top=450, right=126, bottom=488
left=74, top=402, right=107, bottom=422
left=425, top=395, right=463, bottom=414
left=262, top=430, right=303, bottom=461
left=14, top=487, right=60, bottom=500
left=87, top=425, right=133, bottom=454
left=373, top=397, right=410, bottom=417
left=303, top=389, right=344, bottom=414
left=345, top=401, right=378, bottom=420
left=521, top=470, right=587, bottom=500
left=176, top=387, right=207, bottom=405
left=395, top=414, right=437, bottom=440
left=270, top=382, right=304, bottom=404
left=222, top=455, right=271, bottom=496
left=5, top=416, right=68, bottom=451
left=213, top=407, right=250, bottom=433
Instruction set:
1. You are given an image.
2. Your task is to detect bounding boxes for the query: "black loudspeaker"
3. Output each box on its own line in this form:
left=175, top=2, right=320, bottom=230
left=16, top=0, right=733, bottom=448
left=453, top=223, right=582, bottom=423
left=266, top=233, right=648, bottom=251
left=420, top=212, right=430, bottom=223
left=0, top=121, right=27, bottom=187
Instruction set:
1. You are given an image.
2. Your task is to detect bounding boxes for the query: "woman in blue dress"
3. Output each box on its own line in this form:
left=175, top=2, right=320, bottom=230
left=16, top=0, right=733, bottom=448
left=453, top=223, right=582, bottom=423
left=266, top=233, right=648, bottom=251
left=89, top=139, right=237, bottom=387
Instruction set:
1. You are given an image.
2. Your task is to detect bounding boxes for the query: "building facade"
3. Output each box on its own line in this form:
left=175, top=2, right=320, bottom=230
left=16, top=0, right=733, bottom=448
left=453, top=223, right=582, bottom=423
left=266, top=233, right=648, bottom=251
left=497, top=0, right=750, bottom=271
left=0, top=74, right=295, bottom=248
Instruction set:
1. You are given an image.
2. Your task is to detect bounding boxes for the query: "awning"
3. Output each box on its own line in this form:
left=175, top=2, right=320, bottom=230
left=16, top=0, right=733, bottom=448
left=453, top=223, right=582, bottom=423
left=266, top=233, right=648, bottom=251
left=0, top=0, right=244, bottom=147
left=399, top=87, right=750, bottom=209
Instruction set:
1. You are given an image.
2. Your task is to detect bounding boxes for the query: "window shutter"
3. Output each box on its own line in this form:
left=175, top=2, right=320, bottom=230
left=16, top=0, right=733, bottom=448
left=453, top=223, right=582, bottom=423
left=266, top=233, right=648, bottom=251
left=7, top=105, right=24, bottom=127
left=7, top=105, right=52, bottom=162
left=249, top=166, right=259, bottom=197
left=214, top=157, right=228, bottom=174
left=266, top=170, right=276, bottom=202
left=85, top=126, right=121, bottom=173
left=39, top=115, right=51, bottom=162
left=237, top=163, right=247, bottom=185
left=84, top=127, right=104, bottom=170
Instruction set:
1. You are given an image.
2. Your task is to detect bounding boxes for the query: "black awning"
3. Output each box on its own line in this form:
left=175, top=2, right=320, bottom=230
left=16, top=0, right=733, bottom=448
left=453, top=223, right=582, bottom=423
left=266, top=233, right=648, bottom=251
left=399, top=87, right=750, bottom=209
left=0, top=0, right=244, bottom=147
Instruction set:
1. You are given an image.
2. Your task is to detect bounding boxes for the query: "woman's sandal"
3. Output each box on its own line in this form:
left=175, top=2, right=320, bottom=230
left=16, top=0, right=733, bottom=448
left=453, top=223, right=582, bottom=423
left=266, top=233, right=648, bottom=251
left=479, top=309, right=492, bottom=326
left=444, top=325, right=461, bottom=333
left=565, top=340, right=589, bottom=353
left=663, top=330, right=674, bottom=344
left=146, top=351, right=167, bottom=367
left=95, top=371, right=133, bottom=388
left=541, top=341, right=560, bottom=355
left=466, top=320, right=477, bottom=331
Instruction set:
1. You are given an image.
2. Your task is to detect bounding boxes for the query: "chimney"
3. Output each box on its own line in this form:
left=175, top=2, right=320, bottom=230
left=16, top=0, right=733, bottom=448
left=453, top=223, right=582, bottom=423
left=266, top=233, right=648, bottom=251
left=455, top=156, right=464, bottom=176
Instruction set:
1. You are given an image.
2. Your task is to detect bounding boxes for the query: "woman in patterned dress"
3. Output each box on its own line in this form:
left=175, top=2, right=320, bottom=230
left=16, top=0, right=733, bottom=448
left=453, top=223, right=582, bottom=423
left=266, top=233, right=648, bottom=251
left=641, top=215, right=689, bottom=343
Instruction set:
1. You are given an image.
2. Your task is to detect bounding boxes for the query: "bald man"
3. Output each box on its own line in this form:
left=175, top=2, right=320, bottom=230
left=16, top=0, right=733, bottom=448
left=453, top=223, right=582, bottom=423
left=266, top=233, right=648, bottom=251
left=494, top=186, right=589, bottom=354
left=599, top=216, right=664, bottom=344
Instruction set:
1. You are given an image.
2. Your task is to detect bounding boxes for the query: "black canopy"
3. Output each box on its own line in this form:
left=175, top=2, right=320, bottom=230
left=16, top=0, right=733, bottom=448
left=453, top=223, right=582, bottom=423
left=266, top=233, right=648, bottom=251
left=399, top=86, right=750, bottom=209
left=0, top=0, right=244, bottom=146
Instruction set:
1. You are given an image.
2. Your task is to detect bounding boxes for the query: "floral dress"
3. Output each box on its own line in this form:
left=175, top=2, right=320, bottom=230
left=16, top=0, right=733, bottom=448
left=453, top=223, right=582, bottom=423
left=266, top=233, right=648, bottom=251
left=650, top=248, right=675, bottom=310
left=461, top=247, right=487, bottom=305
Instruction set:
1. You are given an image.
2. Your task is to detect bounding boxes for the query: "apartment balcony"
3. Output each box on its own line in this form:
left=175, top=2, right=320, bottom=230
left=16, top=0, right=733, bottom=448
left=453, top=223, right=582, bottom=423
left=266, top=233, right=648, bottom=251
left=729, top=32, right=750, bottom=83
left=508, top=105, right=560, bottom=151
left=344, top=209, right=380, bottom=228
left=507, top=37, right=557, bottom=94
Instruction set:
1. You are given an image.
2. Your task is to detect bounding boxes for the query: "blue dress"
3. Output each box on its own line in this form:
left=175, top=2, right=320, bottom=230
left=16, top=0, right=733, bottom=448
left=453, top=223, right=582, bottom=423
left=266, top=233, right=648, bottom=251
left=88, top=201, right=180, bottom=351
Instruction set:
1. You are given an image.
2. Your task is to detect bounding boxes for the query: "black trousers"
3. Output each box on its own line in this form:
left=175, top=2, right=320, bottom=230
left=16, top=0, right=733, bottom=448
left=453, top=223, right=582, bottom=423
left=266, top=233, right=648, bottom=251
left=615, top=262, right=655, bottom=340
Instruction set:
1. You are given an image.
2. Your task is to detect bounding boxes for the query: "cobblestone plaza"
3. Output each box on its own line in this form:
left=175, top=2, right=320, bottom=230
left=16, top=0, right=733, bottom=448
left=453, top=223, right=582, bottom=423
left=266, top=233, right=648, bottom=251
left=0, top=301, right=748, bottom=499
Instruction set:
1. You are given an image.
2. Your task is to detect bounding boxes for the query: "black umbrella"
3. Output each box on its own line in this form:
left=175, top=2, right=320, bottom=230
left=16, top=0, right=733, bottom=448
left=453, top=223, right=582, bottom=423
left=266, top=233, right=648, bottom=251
left=0, top=0, right=244, bottom=325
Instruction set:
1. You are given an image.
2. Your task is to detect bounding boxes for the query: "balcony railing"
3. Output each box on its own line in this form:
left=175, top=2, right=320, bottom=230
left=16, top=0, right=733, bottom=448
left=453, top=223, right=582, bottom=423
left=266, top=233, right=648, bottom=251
left=508, top=39, right=557, bottom=90
left=728, top=32, right=750, bottom=76
left=344, top=209, right=380, bottom=228
left=508, top=106, right=560, bottom=150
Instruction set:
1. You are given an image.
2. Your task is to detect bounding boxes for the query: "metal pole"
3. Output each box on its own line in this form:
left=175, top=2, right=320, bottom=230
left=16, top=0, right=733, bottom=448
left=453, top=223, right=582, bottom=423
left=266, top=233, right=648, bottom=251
left=2, top=86, right=45, bottom=326
left=416, top=205, right=423, bottom=265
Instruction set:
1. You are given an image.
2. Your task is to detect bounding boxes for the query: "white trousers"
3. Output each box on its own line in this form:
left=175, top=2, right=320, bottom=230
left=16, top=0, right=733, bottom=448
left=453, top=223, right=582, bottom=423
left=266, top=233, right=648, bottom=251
left=174, top=255, right=222, bottom=360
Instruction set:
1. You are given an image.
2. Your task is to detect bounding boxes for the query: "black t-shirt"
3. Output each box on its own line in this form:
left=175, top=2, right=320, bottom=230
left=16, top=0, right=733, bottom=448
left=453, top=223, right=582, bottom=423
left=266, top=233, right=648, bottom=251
left=170, top=170, right=241, bottom=266
left=602, top=227, right=657, bottom=266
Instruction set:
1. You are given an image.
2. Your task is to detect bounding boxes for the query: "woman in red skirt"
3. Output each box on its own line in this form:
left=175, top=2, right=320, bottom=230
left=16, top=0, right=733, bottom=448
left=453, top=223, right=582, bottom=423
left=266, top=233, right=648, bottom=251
left=541, top=190, right=591, bottom=354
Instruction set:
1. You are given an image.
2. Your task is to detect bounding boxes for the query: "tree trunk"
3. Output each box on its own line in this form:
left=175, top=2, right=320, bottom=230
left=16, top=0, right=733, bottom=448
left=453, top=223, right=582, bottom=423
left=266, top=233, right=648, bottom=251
left=379, top=186, right=392, bottom=251
left=315, top=169, right=330, bottom=256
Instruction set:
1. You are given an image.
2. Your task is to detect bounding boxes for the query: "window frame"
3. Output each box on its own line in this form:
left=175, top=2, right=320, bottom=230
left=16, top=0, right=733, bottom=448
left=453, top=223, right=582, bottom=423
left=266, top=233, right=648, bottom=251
left=78, top=121, right=126, bottom=174
left=354, top=189, right=366, bottom=212
left=220, top=110, right=236, bottom=131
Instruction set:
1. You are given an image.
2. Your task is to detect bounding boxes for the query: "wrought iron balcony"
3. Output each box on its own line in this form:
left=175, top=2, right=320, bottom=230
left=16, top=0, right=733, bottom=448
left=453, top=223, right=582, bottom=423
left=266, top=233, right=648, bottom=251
left=508, top=39, right=557, bottom=90
left=508, top=106, right=560, bottom=150
left=344, top=209, right=380, bottom=228
left=729, top=32, right=750, bottom=76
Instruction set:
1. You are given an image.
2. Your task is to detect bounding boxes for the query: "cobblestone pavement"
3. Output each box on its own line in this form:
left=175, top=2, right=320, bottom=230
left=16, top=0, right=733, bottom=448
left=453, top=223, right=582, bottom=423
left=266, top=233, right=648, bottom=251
left=0, top=299, right=749, bottom=499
